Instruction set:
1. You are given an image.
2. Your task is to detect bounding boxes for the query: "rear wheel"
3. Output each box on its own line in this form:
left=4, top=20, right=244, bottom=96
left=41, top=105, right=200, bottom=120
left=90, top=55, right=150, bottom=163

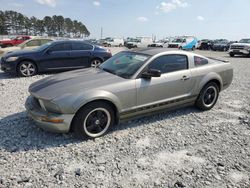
left=195, top=82, right=219, bottom=111
left=90, top=59, right=103, bottom=68
left=73, top=102, right=115, bottom=139
left=230, top=53, right=235, bottom=57
left=17, top=61, right=37, bottom=77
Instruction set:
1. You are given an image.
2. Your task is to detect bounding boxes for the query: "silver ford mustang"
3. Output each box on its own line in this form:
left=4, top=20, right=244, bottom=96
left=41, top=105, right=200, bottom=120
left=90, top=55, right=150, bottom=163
left=25, top=48, right=233, bottom=138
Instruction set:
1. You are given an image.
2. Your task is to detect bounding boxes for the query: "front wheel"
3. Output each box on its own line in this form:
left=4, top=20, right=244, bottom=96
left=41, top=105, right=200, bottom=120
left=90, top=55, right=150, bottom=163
left=195, top=82, right=219, bottom=111
left=73, top=102, right=115, bottom=139
left=17, top=61, right=37, bottom=77
left=229, top=53, right=235, bottom=57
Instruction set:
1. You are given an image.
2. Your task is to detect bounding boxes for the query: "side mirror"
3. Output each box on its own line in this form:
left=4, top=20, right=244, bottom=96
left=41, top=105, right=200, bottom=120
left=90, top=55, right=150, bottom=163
left=141, top=69, right=161, bottom=79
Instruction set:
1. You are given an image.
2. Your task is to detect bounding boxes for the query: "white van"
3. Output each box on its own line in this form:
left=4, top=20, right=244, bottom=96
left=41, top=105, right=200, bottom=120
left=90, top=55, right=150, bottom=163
left=168, top=36, right=198, bottom=50
left=127, top=37, right=153, bottom=48
left=106, top=38, right=124, bottom=47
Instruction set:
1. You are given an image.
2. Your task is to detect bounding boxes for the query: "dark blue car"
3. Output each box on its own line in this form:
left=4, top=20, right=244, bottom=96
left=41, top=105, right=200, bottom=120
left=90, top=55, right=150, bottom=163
left=0, top=40, right=112, bottom=77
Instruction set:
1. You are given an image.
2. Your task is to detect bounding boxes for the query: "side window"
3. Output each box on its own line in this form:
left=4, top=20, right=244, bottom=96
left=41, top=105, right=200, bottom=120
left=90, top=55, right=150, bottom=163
left=194, top=56, right=208, bottom=66
left=16, top=37, right=22, bottom=40
left=40, top=39, right=52, bottom=45
left=50, top=43, right=71, bottom=52
left=149, top=55, right=188, bottom=74
left=26, top=40, right=40, bottom=47
left=72, top=43, right=93, bottom=51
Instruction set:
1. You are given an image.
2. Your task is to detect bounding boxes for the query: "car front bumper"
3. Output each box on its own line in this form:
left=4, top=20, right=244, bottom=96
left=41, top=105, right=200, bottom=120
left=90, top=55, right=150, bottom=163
left=229, top=49, right=250, bottom=55
left=25, top=96, right=74, bottom=133
left=0, top=57, right=16, bottom=73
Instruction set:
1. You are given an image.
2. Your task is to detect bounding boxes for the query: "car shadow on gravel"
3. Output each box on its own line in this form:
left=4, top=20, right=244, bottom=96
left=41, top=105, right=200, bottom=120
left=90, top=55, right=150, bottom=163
left=0, top=72, right=18, bottom=79
left=0, top=107, right=201, bottom=152
left=112, top=106, right=201, bottom=133
left=0, top=112, right=81, bottom=152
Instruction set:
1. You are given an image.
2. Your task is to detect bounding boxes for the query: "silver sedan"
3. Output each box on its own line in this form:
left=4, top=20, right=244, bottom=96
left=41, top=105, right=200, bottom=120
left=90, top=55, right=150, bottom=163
left=25, top=48, right=233, bottom=138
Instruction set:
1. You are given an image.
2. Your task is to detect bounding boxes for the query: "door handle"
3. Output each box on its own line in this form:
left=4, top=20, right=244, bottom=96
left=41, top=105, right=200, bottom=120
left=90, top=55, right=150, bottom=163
left=181, top=75, right=190, bottom=81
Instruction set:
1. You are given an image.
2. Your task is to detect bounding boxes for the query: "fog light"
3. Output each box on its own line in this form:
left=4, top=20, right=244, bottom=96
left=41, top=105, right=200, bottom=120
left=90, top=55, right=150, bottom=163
left=41, top=117, right=64, bottom=123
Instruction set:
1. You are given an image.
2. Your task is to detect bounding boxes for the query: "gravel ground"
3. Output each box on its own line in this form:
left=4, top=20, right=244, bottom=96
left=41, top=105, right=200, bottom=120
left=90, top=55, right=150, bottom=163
left=0, top=48, right=249, bottom=188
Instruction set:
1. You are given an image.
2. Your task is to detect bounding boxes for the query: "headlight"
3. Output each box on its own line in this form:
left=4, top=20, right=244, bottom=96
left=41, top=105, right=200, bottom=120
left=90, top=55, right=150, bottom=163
left=39, top=99, right=61, bottom=113
left=6, top=56, right=19, bottom=62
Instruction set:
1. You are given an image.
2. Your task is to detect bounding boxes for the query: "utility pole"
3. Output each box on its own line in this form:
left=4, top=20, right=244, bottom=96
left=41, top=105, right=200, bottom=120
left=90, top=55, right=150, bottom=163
left=100, top=27, right=103, bottom=40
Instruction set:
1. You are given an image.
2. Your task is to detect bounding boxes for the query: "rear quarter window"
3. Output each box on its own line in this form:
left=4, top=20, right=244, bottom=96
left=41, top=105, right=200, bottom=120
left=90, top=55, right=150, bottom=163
left=194, top=56, right=209, bottom=66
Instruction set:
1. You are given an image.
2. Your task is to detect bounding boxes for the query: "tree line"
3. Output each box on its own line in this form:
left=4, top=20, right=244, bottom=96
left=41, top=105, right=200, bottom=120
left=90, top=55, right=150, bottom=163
left=0, top=10, right=90, bottom=38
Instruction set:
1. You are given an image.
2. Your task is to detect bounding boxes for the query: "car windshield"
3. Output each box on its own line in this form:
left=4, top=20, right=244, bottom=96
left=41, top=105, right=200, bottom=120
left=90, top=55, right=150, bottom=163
left=172, top=38, right=184, bottom=43
left=239, top=39, right=250, bottom=43
left=99, top=51, right=150, bottom=79
left=34, top=42, right=53, bottom=51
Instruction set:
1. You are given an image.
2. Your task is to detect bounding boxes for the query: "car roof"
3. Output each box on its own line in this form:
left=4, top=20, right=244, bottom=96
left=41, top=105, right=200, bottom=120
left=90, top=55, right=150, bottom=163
left=51, top=40, right=93, bottom=45
left=131, top=48, right=177, bottom=56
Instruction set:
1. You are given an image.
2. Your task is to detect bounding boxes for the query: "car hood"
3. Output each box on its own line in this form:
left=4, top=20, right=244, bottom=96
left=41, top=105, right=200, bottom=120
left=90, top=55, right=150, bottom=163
left=29, top=68, right=125, bottom=100
left=231, top=43, right=250, bottom=46
left=0, top=46, right=21, bottom=54
left=3, top=49, right=37, bottom=58
left=0, top=39, right=11, bottom=43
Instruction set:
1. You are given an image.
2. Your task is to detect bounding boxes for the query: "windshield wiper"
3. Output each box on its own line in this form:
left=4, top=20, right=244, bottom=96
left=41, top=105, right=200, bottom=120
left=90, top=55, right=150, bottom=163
left=102, top=68, right=116, bottom=75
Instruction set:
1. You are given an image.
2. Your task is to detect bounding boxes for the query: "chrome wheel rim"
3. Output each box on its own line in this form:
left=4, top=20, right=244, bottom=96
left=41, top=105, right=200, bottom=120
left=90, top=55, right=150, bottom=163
left=83, top=108, right=111, bottom=137
left=20, top=63, right=36, bottom=76
left=203, top=86, right=217, bottom=107
left=91, top=60, right=101, bottom=68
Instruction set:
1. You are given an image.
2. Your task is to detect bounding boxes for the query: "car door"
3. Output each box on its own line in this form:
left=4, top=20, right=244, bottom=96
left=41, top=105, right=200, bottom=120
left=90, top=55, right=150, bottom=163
left=136, top=54, right=195, bottom=107
left=70, top=42, right=93, bottom=68
left=40, top=42, right=72, bottom=70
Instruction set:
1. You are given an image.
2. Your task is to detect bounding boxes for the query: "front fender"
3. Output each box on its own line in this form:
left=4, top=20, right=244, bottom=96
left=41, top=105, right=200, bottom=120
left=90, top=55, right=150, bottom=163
left=54, top=90, right=122, bottom=114
left=73, top=90, right=122, bottom=113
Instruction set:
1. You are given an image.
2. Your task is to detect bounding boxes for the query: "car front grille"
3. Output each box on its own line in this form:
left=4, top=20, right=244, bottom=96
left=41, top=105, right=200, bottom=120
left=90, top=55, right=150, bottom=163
left=168, top=44, right=179, bottom=48
left=230, top=45, right=245, bottom=50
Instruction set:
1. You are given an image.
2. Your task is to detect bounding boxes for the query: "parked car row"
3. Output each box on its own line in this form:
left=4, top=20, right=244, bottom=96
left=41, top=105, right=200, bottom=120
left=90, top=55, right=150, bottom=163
left=0, top=40, right=112, bottom=77
left=0, top=35, right=31, bottom=48
left=198, top=39, right=236, bottom=51
left=0, top=38, right=53, bottom=56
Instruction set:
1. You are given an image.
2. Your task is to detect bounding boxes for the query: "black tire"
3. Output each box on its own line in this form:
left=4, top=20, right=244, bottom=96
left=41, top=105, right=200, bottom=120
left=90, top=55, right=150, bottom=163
left=17, top=61, right=37, bottom=77
left=90, top=58, right=103, bottom=68
left=195, top=82, right=219, bottom=111
left=119, top=44, right=122, bottom=47
left=73, top=101, right=115, bottom=139
left=179, top=46, right=183, bottom=50
left=108, top=44, right=111, bottom=47
left=230, top=53, right=235, bottom=57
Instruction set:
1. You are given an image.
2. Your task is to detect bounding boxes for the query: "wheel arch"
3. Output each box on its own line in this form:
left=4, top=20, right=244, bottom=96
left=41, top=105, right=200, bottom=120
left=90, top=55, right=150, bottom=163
left=198, top=74, right=222, bottom=94
left=70, top=98, right=120, bottom=131
left=17, top=58, right=38, bottom=72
